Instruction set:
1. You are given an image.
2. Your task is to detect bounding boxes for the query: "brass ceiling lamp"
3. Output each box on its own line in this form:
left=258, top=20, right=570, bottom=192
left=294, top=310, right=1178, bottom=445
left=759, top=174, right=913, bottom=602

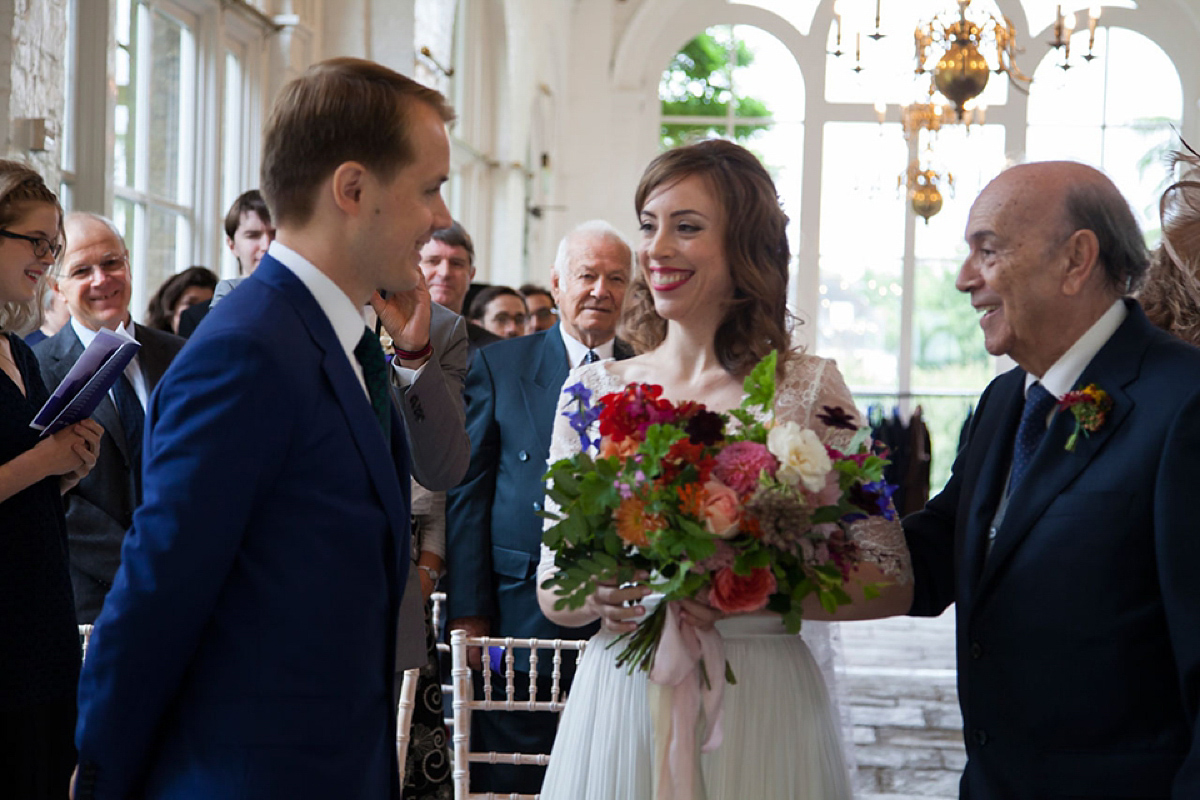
left=900, top=160, right=954, bottom=224
left=915, top=0, right=1031, bottom=121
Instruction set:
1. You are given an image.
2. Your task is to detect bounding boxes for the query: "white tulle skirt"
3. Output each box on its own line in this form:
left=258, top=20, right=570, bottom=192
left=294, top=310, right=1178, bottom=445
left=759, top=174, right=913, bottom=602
left=540, top=614, right=852, bottom=800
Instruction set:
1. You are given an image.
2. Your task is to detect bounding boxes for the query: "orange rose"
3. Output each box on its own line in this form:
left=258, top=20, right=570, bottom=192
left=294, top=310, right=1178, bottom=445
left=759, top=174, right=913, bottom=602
left=701, top=479, right=741, bottom=538
left=600, top=436, right=640, bottom=459
left=708, top=565, right=776, bottom=614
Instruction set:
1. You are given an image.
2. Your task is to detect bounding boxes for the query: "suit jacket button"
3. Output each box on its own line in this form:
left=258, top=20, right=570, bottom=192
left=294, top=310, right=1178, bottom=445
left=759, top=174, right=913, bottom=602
left=970, top=642, right=984, bottom=660
left=532, top=501, right=542, bottom=511
left=974, top=729, right=988, bottom=746
left=518, top=450, right=529, bottom=462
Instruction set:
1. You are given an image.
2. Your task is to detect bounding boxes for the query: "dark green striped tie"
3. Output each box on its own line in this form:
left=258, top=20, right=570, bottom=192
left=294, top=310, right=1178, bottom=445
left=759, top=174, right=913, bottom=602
left=354, top=326, right=392, bottom=442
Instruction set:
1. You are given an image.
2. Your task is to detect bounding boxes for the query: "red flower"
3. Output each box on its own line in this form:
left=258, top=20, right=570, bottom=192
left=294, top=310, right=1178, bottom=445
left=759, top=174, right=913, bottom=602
left=708, top=565, right=777, bottom=613
left=712, top=441, right=778, bottom=497
left=597, top=384, right=681, bottom=442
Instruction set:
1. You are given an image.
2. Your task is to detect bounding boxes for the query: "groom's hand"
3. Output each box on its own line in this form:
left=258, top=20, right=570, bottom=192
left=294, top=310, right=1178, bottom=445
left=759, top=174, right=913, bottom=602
left=372, top=272, right=433, bottom=368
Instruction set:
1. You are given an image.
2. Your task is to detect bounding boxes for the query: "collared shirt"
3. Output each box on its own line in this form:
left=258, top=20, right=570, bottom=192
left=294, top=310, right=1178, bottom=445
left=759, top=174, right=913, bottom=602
left=268, top=240, right=370, bottom=398
left=1024, top=299, right=1127, bottom=403
left=559, top=325, right=615, bottom=368
left=71, top=316, right=148, bottom=408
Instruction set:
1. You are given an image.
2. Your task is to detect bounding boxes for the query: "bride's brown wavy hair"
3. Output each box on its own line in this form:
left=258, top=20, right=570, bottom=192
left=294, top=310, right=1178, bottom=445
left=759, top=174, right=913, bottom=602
left=622, top=139, right=793, bottom=377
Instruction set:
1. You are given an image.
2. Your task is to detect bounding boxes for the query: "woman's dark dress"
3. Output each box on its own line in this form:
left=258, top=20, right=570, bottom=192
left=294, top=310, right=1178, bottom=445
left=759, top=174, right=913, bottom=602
left=0, top=332, right=81, bottom=799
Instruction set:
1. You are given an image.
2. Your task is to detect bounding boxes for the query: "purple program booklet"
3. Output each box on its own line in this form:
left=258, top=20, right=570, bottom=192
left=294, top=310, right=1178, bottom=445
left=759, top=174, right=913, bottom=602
left=30, top=328, right=141, bottom=437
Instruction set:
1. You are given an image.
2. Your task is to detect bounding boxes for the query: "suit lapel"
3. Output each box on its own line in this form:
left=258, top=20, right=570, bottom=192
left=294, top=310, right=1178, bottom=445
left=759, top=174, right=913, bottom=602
left=977, top=306, right=1145, bottom=597
left=131, top=324, right=170, bottom=391
left=256, top=256, right=408, bottom=536
left=613, top=337, right=635, bottom=361
left=960, top=370, right=1024, bottom=600
left=522, top=325, right=569, bottom=448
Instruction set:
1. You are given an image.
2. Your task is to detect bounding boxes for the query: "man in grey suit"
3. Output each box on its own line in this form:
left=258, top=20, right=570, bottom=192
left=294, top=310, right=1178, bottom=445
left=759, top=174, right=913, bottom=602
left=34, top=213, right=184, bottom=623
left=419, top=221, right=500, bottom=354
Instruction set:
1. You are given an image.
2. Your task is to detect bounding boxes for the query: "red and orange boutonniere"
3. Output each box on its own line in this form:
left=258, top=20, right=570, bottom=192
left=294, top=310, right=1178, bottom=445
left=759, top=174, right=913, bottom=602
left=1057, top=384, right=1113, bottom=452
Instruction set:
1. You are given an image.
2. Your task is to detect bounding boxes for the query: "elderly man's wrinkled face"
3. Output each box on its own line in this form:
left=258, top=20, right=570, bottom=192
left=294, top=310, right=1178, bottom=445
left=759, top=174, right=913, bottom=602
left=552, top=236, right=631, bottom=349
left=956, top=167, right=1075, bottom=376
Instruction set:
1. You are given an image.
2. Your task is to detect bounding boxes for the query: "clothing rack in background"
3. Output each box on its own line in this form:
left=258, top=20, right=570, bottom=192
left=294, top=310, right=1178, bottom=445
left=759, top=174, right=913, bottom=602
left=855, top=393, right=933, bottom=517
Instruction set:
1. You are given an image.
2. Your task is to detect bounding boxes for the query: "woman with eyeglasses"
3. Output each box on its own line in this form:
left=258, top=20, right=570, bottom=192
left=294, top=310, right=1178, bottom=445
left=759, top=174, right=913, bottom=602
left=0, top=160, right=103, bottom=799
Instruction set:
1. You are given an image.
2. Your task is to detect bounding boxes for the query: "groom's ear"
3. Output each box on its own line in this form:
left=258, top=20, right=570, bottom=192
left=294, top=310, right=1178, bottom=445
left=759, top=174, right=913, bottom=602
left=1059, top=229, right=1102, bottom=297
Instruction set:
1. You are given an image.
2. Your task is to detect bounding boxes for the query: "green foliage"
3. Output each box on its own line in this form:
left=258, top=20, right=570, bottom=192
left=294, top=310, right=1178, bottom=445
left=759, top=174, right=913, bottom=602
left=659, top=28, right=772, bottom=149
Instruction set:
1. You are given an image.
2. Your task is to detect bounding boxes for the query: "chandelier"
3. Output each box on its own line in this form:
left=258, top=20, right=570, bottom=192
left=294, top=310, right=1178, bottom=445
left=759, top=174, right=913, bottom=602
left=914, top=0, right=1031, bottom=121
left=899, top=160, right=954, bottom=224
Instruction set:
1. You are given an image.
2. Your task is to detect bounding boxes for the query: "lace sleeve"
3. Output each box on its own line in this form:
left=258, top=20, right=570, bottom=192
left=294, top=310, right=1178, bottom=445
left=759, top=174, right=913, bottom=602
left=778, top=354, right=913, bottom=583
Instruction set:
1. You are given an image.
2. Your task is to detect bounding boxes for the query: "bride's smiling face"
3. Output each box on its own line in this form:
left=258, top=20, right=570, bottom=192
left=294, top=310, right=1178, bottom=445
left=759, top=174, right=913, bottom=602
left=638, top=174, right=732, bottom=326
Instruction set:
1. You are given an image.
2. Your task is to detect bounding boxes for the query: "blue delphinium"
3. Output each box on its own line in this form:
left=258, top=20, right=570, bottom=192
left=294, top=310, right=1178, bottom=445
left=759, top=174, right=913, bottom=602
left=562, top=382, right=601, bottom=452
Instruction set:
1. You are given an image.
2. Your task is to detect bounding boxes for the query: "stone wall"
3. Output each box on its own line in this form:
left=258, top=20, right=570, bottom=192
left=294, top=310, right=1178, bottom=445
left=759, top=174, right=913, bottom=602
left=2, top=0, right=68, bottom=184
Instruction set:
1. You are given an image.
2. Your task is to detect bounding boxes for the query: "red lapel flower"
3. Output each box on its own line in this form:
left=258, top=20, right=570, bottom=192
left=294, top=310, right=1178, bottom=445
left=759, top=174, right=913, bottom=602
left=1057, top=384, right=1113, bottom=452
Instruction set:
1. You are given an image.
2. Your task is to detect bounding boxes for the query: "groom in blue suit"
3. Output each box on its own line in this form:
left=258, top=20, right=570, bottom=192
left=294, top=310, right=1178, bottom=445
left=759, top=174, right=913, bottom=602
left=73, top=60, right=457, bottom=799
left=904, top=162, right=1200, bottom=798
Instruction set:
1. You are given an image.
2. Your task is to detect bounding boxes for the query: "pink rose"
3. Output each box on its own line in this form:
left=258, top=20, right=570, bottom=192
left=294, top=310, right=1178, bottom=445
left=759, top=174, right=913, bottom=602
left=708, top=565, right=777, bottom=614
left=713, top=441, right=778, bottom=497
left=701, top=480, right=741, bottom=538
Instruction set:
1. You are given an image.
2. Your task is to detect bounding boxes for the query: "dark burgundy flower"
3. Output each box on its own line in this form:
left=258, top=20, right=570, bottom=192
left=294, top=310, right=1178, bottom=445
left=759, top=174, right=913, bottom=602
left=817, top=405, right=858, bottom=431
left=847, top=480, right=898, bottom=521
left=684, top=409, right=725, bottom=445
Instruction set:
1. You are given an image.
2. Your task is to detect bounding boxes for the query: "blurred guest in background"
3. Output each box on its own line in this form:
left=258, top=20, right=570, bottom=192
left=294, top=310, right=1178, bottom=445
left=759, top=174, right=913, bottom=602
left=520, top=283, right=556, bottom=333
left=23, top=283, right=70, bottom=347
left=420, top=221, right=500, bottom=353
left=468, top=285, right=527, bottom=340
left=1140, top=145, right=1200, bottom=346
left=145, top=266, right=218, bottom=335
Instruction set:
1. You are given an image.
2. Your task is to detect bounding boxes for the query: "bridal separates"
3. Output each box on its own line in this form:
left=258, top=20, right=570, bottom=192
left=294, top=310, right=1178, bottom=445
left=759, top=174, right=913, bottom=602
left=539, top=614, right=852, bottom=800
left=537, top=354, right=914, bottom=799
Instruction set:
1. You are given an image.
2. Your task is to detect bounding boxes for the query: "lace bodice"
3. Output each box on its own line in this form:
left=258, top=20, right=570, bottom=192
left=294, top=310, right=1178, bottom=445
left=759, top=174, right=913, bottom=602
left=540, top=352, right=913, bottom=584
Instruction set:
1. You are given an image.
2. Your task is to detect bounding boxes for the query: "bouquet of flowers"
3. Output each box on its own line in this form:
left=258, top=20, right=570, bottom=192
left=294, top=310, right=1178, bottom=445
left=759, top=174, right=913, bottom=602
left=540, top=351, right=895, bottom=679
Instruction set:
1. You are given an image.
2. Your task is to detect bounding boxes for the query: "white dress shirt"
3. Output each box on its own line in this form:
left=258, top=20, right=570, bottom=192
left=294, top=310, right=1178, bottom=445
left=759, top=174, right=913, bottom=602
left=71, top=316, right=148, bottom=408
left=268, top=240, right=370, bottom=399
left=559, top=326, right=616, bottom=368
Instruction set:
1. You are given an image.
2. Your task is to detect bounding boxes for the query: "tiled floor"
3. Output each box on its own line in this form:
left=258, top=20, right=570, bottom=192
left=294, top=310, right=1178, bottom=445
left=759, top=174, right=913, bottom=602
left=838, top=610, right=963, bottom=800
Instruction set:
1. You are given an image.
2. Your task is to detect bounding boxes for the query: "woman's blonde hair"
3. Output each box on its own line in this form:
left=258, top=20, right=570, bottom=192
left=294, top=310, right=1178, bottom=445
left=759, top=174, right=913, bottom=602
left=0, top=161, right=62, bottom=335
left=1139, top=145, right=1200, bottom=345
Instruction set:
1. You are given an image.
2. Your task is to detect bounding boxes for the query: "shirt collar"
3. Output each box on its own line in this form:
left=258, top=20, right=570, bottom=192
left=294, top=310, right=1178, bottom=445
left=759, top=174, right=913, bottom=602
left=558, top=325, right=615, bottom=367
left=267, top=240, right=367, bottom=363
left=1025, top=299, right=1126, bottom=399
left=70, top=315, right=135, bottom=349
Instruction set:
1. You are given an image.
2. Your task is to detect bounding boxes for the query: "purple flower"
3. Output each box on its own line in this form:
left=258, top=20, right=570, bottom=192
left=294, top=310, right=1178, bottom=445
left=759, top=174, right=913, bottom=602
left=817, top=405, right=858, bottom=431
left=562, top=382, right=601, bottom=452
left=847, top=479, right=898, bottom=521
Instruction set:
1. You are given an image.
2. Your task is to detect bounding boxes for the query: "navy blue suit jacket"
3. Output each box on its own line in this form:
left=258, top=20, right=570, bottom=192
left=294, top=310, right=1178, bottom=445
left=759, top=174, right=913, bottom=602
left=74, top=254, right=411, bottom=799
left=446, top=325, right=631, bottom=659
left=905, top=301, right=1200, bottom=799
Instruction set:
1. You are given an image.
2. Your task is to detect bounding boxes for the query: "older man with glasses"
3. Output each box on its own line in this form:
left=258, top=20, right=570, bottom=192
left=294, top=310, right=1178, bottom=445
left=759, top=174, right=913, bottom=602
left=33, top=212, right=184, bottom=626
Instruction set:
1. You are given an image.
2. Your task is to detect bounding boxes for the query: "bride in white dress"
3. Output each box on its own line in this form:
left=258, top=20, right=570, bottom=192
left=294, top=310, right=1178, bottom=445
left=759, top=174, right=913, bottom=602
left=536, top=139, right=914, bottom=800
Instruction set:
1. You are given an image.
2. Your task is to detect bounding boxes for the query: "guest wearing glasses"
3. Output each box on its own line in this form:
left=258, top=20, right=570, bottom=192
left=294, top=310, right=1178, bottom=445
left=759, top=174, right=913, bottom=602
left=33, top=213, right=184, bottom=625
left=468, top=285, right=528, bottom=339
left=520, top=283, right=557, bottom=333
left=0, top=161, right=103, bottom=800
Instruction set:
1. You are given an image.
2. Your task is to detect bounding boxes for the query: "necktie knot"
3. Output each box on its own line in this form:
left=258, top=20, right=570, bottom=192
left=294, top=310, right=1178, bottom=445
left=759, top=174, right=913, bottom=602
left=354, top=327, right=392, bottom=442
left=582, top=349, right=600, bottom=365
left=1010, top=382, right=1057, bottom=490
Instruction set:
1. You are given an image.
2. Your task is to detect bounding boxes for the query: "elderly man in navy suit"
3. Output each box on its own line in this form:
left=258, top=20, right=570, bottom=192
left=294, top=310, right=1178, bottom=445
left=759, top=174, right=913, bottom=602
left=446, top=220, right=634, bottom=794
left=904, top=161, right=1200, bottom=799
left=73, top=59, right=457, bottom=800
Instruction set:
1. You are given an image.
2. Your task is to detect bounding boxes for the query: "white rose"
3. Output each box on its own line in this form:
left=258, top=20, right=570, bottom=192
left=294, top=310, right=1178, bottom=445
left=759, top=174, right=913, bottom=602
left=767, top=422, right=832, bottom=493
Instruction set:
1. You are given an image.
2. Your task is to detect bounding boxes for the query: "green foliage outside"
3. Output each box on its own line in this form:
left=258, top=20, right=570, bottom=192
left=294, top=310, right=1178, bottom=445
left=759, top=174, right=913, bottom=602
left=659, top=28, right=772, bottom=149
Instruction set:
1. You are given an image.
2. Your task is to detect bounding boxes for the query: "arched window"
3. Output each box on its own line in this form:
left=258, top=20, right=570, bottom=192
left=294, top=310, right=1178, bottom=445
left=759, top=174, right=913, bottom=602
left=657, top=24, right=806, bottom=301
left=1027, top=26, right=1184, bottom=237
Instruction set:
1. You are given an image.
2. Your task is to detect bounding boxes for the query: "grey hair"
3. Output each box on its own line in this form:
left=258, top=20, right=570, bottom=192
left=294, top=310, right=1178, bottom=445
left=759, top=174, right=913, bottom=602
left=552, top=219, right=632, bottom=274
left=56, top=212, right=127, bottom=279
left=1062, top=180, right=1149, bottom=295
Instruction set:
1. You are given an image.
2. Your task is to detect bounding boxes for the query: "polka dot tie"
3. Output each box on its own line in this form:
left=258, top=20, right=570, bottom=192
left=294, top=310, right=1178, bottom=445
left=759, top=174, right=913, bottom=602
left=1010, top=382, right=1057, bottom=490
left=582, top=349, right=600, bottom=365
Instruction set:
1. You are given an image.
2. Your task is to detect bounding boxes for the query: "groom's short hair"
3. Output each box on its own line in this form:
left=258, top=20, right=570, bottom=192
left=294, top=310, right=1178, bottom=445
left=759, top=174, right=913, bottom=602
left=261, top=57, right=454, bottom=229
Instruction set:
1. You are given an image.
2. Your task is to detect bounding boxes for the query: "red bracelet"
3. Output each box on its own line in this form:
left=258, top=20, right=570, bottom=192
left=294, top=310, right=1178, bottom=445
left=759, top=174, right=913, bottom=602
left=393, top=340, right=433, bottom=361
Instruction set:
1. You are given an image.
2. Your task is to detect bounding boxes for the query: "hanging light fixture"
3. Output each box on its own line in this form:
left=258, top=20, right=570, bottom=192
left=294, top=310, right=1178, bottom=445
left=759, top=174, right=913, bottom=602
left=900, top=160, right=954, bottom=223
left=914, top=0, right=1030, bottom=121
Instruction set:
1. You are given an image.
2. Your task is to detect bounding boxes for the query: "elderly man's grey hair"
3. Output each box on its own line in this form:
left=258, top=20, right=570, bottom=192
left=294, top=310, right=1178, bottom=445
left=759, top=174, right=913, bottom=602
left=552, top=220, right=632, bottom=274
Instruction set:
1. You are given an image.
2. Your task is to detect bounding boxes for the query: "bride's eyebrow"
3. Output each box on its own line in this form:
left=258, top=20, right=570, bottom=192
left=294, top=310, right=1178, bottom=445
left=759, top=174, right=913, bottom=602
left=668, top=209, right=708, bottom=219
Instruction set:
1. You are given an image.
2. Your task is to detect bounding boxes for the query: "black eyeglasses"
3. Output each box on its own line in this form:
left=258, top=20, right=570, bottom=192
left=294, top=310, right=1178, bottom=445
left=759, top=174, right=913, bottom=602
left=0, top=229, right=62, bottom=260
